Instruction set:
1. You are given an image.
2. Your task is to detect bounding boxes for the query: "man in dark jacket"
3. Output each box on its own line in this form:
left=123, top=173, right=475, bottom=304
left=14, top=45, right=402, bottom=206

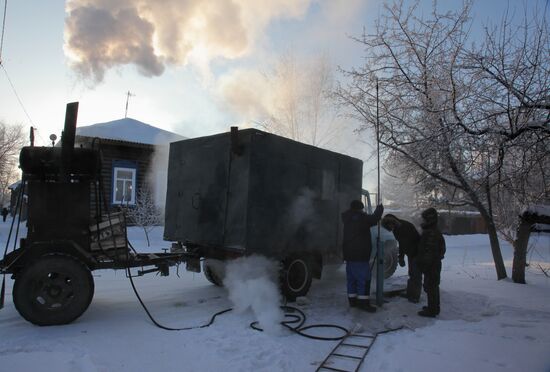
left=341, top=200, right=384, bottom=312
left=381, top=214, right=421, bottom=303
left=416, top=208, right=446, bottom=318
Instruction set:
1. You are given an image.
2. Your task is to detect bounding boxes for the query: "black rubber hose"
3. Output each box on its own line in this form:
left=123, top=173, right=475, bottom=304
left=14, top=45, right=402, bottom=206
left=126, top=264, right=233, bottom=331
left=250, top=305, right=349, bottom=341
left=124, top=235, right=349, bottom=339
left=127, top=264, right=349, bottom=339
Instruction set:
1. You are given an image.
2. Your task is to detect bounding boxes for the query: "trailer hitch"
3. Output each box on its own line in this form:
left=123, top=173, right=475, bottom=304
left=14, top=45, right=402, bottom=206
left=133, top=263, right=170, bottom=277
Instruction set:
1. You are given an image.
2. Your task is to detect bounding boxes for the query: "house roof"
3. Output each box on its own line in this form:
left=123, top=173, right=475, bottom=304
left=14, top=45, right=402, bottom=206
left=76, top=118, right=186, bottom=146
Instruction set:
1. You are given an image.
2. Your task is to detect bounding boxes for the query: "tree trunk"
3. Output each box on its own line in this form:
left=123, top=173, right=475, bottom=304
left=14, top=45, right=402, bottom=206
left=143, top=227, right=150, bottom=247
left=512, top=219, right=530, bottom=284
left=468, top=193, right=508, bottom=280
left=485, top=221, right=508, bottom=280
left=512, top=212, right=550, bottom=283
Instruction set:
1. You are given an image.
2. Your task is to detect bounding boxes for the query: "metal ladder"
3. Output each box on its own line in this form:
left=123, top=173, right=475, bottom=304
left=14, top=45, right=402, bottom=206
left=316, top=327, right=403, bottom=372
left=315, top=333, right=377, bottom=372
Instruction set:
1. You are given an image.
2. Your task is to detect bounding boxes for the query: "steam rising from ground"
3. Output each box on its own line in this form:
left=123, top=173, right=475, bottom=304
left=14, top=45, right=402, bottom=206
left=64, top=0, right=312, bottom=83
left=147, top=144, right=169, bottom=213
left=224, top=255, right=283, bottom=335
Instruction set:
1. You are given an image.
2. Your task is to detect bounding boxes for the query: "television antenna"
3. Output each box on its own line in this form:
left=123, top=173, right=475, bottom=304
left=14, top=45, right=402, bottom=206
left=125, top=91, right=135, bottom=118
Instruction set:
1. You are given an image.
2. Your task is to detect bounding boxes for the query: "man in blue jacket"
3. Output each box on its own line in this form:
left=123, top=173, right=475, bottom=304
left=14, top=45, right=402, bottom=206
left=342, top=200, right=384, bottom=312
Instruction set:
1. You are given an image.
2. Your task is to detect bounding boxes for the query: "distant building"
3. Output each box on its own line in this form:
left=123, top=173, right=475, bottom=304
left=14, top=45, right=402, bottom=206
left=75, top=118, right=185, bottom=212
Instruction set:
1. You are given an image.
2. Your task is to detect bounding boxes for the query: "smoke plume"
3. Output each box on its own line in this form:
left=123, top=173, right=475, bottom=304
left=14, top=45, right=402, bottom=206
left=224, top=255, right=283, bottom=335
left=64, top=0, right=312, bottom=83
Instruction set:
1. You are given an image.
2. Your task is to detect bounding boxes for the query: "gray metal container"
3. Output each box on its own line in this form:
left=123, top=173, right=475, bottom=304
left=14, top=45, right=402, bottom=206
left=164, top=129, right=362, bottom=262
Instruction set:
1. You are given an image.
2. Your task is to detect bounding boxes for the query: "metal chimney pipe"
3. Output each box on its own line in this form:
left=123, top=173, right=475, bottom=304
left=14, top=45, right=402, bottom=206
left=60, top=102, right=79, bottom=180
left=230, top=126, right=242, bottom=155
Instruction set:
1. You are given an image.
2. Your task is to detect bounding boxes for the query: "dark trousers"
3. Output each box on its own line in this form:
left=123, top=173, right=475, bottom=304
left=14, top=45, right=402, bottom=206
left=406, top=256, right=422, bottom=301
left=423, top=260, right=441, bottom=314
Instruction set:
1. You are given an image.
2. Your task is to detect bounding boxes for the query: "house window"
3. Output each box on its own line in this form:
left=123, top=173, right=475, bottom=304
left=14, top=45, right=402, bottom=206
left=112, top=166, right=137, bottom=205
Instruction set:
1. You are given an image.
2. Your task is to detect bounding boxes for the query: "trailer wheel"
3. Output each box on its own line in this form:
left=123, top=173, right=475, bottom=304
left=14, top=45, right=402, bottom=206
left=383, top=240, right=399, bottom=279
left=13, top=254, right=94, bottom=326
left=280, top=256, right=312, bottom=301
left=203, top=259, right=225, bottom=287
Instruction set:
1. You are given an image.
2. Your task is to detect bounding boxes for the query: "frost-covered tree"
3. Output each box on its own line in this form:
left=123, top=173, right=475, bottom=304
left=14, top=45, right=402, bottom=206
left=256, top=53, right=344, bottom=148
left=125, top=187, right=162, bottom=246
left=337, top=0, right=550, bottom=280
left=0, top=121, right=24, bottom=207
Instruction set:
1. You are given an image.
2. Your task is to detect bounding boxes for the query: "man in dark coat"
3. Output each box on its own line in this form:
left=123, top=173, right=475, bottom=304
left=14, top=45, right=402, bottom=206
left=1, top=207, right=8, bottom=222
left=416, top=208, right=446, bottom=317
left=381, top=214, right=421, bottom=303
left=341, top=200, right=384, bottom=312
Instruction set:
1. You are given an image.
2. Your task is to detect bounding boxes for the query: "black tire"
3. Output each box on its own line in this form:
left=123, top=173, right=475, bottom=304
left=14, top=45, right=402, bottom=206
left=202, top=259, right=225, bottom=287
left=383, top=240, right=399, bottom=279
left=280, top=256, right=312, bottom=301
left=13, top=254, right=94, bottom=326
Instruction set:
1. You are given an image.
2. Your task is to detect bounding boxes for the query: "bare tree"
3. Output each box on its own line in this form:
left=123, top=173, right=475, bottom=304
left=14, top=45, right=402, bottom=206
left=337, top=0, right=550, bottom=280
left=257, top=53, right=344, bottom=148
left=0, top=121, right=25, bottom=207
left=126, top=187, right=162, bottom=246
left=382, top=166, right=422, bottom=209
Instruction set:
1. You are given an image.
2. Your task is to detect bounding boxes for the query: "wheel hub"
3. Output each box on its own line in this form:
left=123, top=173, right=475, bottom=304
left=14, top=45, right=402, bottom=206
left=34, top=272, right=74, bottom=309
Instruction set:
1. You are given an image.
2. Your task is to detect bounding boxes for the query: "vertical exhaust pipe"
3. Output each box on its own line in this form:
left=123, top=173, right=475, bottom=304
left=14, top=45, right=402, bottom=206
left=60, top=102, right=79, bottom=180
left=230, top=126, right=242, bottom=155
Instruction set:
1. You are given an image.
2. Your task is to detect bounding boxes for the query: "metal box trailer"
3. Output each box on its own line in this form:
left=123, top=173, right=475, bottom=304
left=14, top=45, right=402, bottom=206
left=164, top=128, right=397, bottom=299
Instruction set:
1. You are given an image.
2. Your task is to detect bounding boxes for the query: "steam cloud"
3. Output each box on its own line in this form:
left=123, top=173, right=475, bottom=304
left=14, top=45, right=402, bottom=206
left=147, top=143, right=169, bottom=212
left=64, top=0, right=312, bottom=83
left=289, top=188, right=316, bottom=228
left=224, top=255, right=283, bottom=335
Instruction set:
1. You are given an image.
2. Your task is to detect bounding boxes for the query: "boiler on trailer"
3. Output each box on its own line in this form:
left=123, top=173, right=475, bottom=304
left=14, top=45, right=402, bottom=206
left=0, top=104, right=399, bottom=325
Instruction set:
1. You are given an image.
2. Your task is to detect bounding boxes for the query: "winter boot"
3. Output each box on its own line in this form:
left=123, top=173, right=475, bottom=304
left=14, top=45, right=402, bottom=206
left=422, top=305, right=440, bottom=315
left=357, top=298, right=376, bottom=313
left=425, top=288, right=440, bottom=315
left=348, top=296, right=358, bottom=308
left=399, top=293, right=419, bottom=303
left=418, top=308, right=437, bottom=318
left=420, top=293, right=438, bottom=317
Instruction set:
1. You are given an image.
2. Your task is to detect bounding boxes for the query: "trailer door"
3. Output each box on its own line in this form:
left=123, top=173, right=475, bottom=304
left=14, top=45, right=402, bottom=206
left=165, top=135, right=230, bottom=246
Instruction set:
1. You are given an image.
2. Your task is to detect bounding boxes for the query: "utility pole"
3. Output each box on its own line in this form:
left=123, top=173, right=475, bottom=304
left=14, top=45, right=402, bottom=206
left=124, top=91, right=135, bottom=118
left=375, top=78, right=384, bottom=307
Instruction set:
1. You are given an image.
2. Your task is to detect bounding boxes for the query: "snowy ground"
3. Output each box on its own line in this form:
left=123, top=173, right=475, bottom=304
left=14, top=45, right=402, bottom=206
left=1, top=219, right=549, bottom=372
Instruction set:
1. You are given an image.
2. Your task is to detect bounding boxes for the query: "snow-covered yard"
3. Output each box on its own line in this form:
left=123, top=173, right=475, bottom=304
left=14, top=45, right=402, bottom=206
left=1, top=221, right=549, bottom=372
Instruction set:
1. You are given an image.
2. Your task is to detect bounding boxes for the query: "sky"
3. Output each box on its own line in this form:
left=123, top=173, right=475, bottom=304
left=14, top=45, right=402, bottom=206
left=0, top=0, right=547, bottom=161
left=0, top=0, right=372, bottom=144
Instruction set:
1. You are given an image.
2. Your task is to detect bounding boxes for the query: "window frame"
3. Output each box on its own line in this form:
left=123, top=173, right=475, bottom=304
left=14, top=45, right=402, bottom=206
left=111, top=162, right=137, bottom=206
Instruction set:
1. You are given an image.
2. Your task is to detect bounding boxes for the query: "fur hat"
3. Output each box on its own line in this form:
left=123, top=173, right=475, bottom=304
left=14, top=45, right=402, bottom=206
left=350, top=200, right=365, bottom=210
left=421, top=207, right=438, bottom=225
left=381, top=214, right=400, bottom=230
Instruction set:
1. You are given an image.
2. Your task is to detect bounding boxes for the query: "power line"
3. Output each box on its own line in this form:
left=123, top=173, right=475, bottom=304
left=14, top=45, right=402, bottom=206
left=0, top=0, right=44, bottom=146
left=1, top=63, right=35, bottom=127
left=0, top=0, right=7, bottom=63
